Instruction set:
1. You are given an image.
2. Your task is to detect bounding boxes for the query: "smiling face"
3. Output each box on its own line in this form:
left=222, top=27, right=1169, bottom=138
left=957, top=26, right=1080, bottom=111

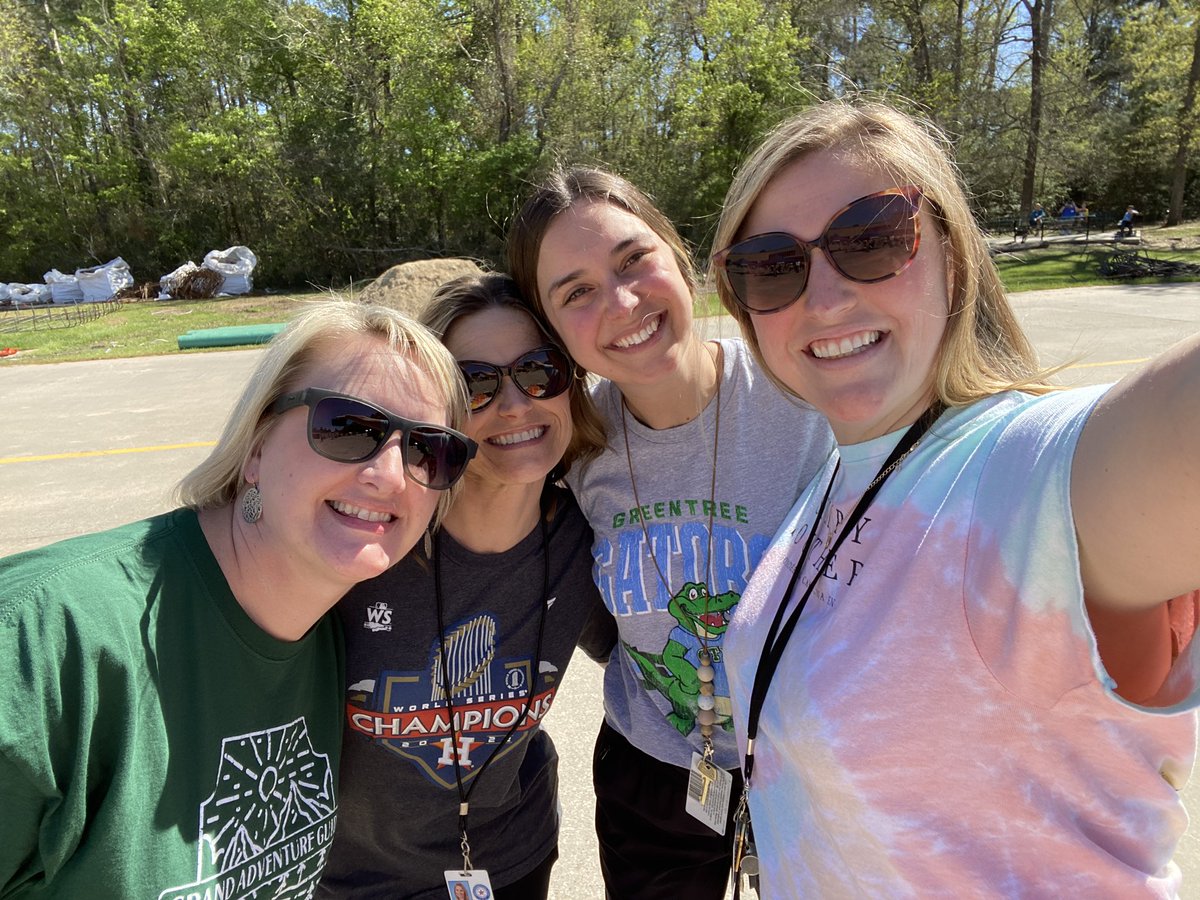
left=534, top=199, right=696, bottom=391
left=743, top=152, right=950, bottom=443
left=244, top=333, right=445, bottom=593
left=444, top=306, right=573, bottom=493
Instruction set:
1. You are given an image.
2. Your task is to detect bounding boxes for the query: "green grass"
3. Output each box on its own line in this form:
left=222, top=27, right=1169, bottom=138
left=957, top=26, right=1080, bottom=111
left=992, top=246, right=1200, bottom=293
left=0, top=292, right=330, bottom=364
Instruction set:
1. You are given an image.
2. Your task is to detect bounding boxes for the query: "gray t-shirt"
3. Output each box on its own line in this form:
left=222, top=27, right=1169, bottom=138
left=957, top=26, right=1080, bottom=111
left=320, top=487, right=608, bottom=898
left=570, top=337, right=834, bottom=770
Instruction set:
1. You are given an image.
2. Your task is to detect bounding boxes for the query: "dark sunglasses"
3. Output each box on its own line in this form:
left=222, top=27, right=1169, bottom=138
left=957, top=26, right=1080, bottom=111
left=713, top=186, right=923, bottom=315
left=458, top=345, right=575, bottom=413
left=270, top=387, right=477, bottom=490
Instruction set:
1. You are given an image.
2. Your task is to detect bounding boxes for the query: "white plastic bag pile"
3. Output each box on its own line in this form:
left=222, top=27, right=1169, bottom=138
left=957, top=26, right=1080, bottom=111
left=44, top=269, right=84, bottom=303
left=38, top=258, right=133, bottom=304
left=202, top=246, right=256, bottom=295
left=1, top=283, right=51, bottom=305
left=158, top=246, right=257, bottom=299
left=75, top=258, right=134, bottom=302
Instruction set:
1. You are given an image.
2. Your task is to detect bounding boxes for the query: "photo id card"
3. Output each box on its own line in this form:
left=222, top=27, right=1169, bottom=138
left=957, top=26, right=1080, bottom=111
left=444, top=869, right=493, bottom=900
left=685, top=751, right=732, bottom=834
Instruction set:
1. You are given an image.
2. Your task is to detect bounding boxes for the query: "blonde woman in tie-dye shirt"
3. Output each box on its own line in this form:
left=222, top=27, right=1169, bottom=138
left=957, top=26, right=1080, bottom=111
left=712, top=100, right=1200, bottom=897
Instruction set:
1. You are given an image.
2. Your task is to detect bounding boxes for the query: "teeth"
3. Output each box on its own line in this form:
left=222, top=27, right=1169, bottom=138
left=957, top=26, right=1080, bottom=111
left=330, top=500, right=395, bottom=523
left=490, top=426, right=545, bottom=446
left=809, top=331, right=881, bottom=360
left=613, top=315, right=660, bottom=349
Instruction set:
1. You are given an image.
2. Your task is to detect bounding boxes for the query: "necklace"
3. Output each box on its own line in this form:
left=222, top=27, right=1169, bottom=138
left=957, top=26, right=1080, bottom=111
left=620, top=342, right=722, bottom=753
left=433, top=496, right=550, bottom=873
left=730, top=404, right=941, bottom=889
left=865, top=438, right=922, bottom=493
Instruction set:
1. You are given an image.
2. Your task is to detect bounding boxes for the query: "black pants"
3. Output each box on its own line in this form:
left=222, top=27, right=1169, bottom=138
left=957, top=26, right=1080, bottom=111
left=495, top=846, right=558, bottom=900
left=593, top=720, right=741, bottom=899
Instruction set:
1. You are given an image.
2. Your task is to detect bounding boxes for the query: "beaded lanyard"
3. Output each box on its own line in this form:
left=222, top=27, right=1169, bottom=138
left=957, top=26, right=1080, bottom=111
left=620, top=343, right=722, bottom=760
left=732, top=406, right=939, bottom=891
left=433, top=500, right=550, bottom=875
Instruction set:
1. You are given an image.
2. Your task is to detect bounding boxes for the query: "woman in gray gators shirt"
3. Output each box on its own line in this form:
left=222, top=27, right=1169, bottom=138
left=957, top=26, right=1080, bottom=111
left=507, top=168, right=834, bottom=898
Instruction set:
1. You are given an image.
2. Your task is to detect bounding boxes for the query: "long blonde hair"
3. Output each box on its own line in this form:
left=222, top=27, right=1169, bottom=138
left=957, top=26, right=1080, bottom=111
left=713, top=100, right=1057, bottom=405
left=177, top=301, right=469, bottom=520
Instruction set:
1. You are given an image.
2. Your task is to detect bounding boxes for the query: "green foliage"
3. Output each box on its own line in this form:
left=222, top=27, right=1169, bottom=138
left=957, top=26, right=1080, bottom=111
left=0, top=0, right=1196, bottom=286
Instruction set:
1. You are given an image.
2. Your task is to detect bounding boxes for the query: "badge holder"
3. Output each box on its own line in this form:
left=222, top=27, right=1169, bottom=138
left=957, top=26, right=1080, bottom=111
left=444, top=870, right=493, bottom=899
left=685, top=749, right=733, bottom=834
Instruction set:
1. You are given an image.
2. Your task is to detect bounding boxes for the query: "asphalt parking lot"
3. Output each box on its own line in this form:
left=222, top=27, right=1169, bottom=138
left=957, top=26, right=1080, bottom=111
left=2, top=281, right=1199, bottom=898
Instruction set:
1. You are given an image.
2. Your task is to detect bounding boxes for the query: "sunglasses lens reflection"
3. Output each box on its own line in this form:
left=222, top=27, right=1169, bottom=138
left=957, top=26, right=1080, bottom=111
left=310, top=396, right=469, bottom=489
left=461, top=367, right=501, bottom=412
left=722, top=189, right=919, bottom=313
left=515, top=349, right=572, bottom=399
left=408, top=427, right=473, bottom=489
left=460, top=348, right=572, bottom=412
left=721, top=232, right=808, bottom=314
left=313, top=398, right=388, bottom=462
left=827, top=192, right=919, bottom=282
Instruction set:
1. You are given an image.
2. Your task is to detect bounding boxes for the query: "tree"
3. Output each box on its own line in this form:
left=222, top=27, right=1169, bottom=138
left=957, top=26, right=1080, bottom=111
left=1167, top=12, right=1200, bottom=226
left=1116, top=1, right=1199, bottom=221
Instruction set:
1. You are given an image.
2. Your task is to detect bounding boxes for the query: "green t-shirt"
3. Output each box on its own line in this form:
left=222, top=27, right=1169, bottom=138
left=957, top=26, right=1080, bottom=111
left=0, top=508, right=344, bottom=899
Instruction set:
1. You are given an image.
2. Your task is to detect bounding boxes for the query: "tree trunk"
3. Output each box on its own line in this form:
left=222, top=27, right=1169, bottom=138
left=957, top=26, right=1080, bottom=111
left=491, top=0, right=514, bottom=144
left=1166, top=15, right=1200, bottom=227
left=953, top=0, right=964, bottom=97
left=1019, top=0, right=1052, bottom=219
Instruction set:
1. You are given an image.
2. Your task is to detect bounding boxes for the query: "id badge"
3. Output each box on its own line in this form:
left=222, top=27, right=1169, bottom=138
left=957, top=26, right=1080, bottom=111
left=444, top=870, right=493, bottom=900
left=684, top=751, right=733, bottom=834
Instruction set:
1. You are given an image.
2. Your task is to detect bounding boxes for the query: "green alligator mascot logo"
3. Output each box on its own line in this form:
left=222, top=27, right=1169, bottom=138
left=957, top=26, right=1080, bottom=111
left=622, top=582, right=738, bottom=736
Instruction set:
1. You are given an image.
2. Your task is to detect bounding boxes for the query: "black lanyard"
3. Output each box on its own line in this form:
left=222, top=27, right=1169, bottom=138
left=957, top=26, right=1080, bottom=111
left=741, top=407, right=938, bottom=785
left=433, top=498, right=550, bottom=869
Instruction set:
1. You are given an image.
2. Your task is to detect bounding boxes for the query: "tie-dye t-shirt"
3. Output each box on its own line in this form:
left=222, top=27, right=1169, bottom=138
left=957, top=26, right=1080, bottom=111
left=726, top=388, right=1200, bottom=898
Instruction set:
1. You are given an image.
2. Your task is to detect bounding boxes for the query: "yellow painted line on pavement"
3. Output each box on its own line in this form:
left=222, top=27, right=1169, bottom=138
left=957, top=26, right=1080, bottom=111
left=0, top=441, right=216, bottom=465
left=1064, top=357, right=1150, bottom=370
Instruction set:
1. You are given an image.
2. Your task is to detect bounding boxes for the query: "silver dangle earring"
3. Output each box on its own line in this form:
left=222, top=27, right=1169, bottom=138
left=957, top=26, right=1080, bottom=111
left=423, top=527, right=434, bottom=559
left=241, top=484, right=263, bottom=524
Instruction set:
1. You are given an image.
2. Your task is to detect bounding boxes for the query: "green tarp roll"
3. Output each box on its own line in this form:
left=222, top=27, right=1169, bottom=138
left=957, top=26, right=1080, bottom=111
left=177, top=323, right=286, bottom=349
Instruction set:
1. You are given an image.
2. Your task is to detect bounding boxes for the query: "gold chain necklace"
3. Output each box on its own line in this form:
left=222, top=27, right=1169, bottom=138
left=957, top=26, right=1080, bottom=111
left=620, top=342, right=722, bottom=753
left=864, top=442, right=920, bottom=493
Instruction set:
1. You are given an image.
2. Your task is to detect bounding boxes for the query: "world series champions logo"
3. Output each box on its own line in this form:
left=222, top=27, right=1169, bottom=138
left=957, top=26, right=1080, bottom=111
left=345, top=613, right=558, bottom=788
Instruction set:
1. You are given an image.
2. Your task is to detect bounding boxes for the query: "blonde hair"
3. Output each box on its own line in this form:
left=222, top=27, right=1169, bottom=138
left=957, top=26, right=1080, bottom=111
left=420, top=271, right=606, bottom=474
left=177, top=301, right=469, bottom=520
left=713, top=100, right=1057, bottom=405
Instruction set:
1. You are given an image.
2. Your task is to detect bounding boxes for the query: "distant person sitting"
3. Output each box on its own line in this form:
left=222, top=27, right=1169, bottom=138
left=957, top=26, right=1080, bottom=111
left=1059, top=198, right=1078, bottom=232
left=1118, top=205, right=1139, bottom=237
left=1025, top=203, right=1046, bottom=240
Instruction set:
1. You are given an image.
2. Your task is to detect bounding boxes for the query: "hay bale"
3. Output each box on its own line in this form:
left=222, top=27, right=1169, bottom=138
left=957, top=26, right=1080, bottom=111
left=357, top=258, right=484, bottom=318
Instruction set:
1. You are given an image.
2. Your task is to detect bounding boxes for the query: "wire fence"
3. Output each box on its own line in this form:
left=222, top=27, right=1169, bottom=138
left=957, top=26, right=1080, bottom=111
left=0, top=300, right=121, bottom=334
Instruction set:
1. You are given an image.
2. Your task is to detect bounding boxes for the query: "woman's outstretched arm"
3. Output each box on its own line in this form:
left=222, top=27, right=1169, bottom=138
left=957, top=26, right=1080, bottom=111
left=1073, top=331, right=1200, bottom=612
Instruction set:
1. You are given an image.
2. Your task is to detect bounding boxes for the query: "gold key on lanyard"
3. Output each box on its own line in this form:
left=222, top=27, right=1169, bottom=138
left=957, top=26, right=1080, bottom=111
left=732, top=793, right=759, bottom=878
left=695, top=760, right=718, bottom=805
